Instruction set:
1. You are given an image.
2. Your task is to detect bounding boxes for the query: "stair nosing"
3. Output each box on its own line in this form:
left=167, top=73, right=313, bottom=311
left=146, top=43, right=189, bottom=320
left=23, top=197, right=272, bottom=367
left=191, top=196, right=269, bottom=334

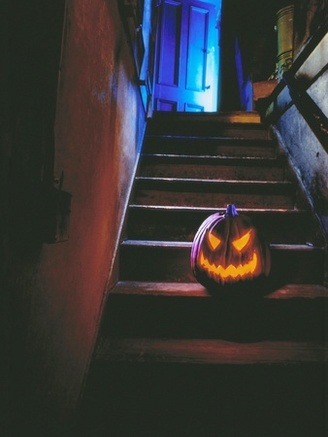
left=95, top=337, right=328, bottom=364
left=111, top=280, right=328, bottom=299
left=135, top=176, right=293, bottom=186
left=129, top=204, right=306, bottom=213
left=145, top=134, right=272, bottom=141
left=141, top=153, right=280, bottom=162
left=150, top=111, right=262, bottom=123
left=121, top=240, right=322, bottom=251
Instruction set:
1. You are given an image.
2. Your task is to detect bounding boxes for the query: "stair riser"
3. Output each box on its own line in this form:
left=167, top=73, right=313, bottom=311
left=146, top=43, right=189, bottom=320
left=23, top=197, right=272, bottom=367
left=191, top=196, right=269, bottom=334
left=146, top=124, right=270, bottom=139
left=126, top=209, right=322, bottom=245
left=119, top=245, right=324, bottom=284
left=80, top=360, right=326, bottom=437
left=104, top=294, right=327, bottom=342
left=134, top=190, right=295, bottom=209
left=144, top=137, right=276, bottom=157
left=139, top=162, right=286, bottom=181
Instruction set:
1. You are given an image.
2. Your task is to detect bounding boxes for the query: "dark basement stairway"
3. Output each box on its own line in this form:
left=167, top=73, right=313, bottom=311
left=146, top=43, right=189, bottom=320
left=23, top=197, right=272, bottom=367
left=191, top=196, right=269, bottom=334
left=79, top=112, right=328, bottom=437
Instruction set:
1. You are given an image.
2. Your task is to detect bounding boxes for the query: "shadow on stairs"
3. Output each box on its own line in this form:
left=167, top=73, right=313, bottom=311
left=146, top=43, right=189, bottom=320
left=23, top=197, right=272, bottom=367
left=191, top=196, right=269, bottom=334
left=77, top=112, right=328, bottom=437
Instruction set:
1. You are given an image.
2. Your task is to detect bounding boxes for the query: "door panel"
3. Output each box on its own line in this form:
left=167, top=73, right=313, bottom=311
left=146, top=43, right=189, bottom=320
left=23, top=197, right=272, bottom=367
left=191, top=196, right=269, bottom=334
left=184, top=103, right=203, bottom=111
left=186, top=6, right=208, bottom=91
left=157, top=1, right=181, bottom=86
left=154, top=0, right=219, bottom=112
left=157, top=98, right=178, bottom=111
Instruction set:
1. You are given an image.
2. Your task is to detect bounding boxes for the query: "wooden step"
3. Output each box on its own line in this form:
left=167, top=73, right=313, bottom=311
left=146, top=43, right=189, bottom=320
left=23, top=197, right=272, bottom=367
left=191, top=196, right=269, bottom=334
left=80, top=347, right=327, bottom=437
left=103, top=282, right=328, bottom=342
left=109, top=280, right=328, bottom=298
left=119, top=241, right=325, bottom=284
left=139, top=154, right=287, bottom=181
left=134, top=177, right=297, bottom=209
left=96, top=337, right=328, bottom=365
left=146, top=112, right=270, bottom=139
left=143, top=135, right=277, bottom=157
left=79, top=112, right=327, bottom=437
left=150, top=111, right=263, bottom=125
left=126, top=205, right=324, bottom=245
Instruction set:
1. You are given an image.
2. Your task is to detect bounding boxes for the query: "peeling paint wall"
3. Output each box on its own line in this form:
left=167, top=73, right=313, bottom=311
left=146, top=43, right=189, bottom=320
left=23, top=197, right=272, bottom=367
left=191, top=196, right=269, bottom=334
left=272, top=42, right=328, bottom=236
left=34, top=0, right=146, bottom=425
left=1, top=0, right=146, bottom=432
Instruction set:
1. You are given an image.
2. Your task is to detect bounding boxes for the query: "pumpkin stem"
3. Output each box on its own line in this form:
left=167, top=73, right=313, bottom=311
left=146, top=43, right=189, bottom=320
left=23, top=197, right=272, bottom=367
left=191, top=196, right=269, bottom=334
left=225, top=204, right=238, bottom=217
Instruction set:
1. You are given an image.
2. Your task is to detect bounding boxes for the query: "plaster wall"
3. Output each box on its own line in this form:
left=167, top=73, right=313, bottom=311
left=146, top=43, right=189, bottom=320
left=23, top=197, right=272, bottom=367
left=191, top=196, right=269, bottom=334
left=273, top=64, right=328, bottom=235
left=36, top=0, right=146, bottom=420
left=1, top=0, right=146, bottom=431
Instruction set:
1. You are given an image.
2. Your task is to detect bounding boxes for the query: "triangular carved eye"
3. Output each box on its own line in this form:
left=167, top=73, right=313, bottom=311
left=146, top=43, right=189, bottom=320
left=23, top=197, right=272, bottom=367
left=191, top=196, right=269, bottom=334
left=232, top=230, right=251, bottom=251
left=207, top=231, right=221, bottom=251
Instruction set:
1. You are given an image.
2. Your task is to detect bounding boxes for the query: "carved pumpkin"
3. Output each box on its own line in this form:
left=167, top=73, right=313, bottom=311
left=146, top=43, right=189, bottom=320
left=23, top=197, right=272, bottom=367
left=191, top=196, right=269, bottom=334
left=191, top=204, right=271, bottom=289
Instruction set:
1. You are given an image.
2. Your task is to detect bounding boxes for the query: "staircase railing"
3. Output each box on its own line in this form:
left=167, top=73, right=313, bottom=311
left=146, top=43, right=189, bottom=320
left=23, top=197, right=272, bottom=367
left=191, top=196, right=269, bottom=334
left=282, top=70, right=328, bottom=152
left=264, top=20, right=328, bottom=152
left=264, top=20, right=328, bottom=285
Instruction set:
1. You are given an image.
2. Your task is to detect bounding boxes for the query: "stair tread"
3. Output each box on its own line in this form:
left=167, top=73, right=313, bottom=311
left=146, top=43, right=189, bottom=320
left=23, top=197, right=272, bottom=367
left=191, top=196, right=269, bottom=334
left=144, top=137, right=277, bottom=157
left=150, top=111, right=263, bottom=124
left=142, top=153, right=280, bottom=162
left=146, top=134, right=273, bottom=141
left=95, top=337, right=328, bottom=364
left=146, top=119, right=272, bottom=140
left=134, top=178, right=298, bottom=209
left=105, top=281, right=327, bottom=341
left=111, top=281, right=328, bottom=299
left=129, top=204, right=306, bottom=213
left=136, top=176, right=293, bottom=185
left=121, top=240, right=322, bottom=250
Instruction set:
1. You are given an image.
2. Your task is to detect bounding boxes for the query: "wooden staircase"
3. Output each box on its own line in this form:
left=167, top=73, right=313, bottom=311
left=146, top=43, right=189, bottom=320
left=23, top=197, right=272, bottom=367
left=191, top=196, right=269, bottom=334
left=78, top=113, right=328, bottom=436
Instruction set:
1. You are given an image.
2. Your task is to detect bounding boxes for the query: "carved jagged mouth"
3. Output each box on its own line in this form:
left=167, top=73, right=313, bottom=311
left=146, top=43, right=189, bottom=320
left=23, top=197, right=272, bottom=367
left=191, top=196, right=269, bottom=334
left=199, top=251, right=258, bottom=281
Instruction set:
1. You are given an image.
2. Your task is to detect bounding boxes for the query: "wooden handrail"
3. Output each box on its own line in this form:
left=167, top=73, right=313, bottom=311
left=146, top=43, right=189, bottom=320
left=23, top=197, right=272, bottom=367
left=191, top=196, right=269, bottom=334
left=283, top=70, right=328, bottom=152
left=264, top=20, right=328, bottom=152
left=291, top=21, right=328, bottom=76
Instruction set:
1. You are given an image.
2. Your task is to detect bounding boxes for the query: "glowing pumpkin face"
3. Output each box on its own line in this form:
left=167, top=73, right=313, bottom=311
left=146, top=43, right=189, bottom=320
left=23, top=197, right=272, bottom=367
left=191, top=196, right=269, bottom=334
left=191, top=204, right=271, bottom=288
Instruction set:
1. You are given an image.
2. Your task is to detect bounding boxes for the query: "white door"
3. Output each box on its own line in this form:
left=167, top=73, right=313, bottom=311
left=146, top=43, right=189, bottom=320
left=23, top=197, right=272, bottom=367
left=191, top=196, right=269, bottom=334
left=154, top=0, right=219, bottom=112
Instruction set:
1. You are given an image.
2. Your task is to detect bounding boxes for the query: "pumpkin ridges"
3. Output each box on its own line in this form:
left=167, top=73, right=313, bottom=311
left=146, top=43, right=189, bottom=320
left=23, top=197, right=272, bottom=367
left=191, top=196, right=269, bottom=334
left=190, top=211, right=225, bottom=273
left=190, top=204, right=271, bottom=290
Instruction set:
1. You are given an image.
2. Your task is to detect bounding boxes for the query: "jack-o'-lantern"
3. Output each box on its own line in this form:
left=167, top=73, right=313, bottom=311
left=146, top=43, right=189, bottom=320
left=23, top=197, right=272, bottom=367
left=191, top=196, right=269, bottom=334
left=191, top=204, right=271, bottom=289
